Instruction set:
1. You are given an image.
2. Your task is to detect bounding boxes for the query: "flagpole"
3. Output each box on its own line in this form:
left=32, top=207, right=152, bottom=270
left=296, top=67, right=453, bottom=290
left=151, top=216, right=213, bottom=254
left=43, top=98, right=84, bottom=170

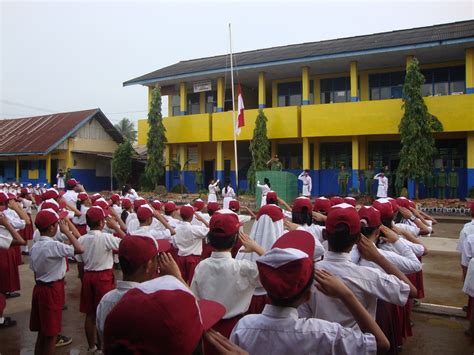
left=229, top=23, right=239, bottom=192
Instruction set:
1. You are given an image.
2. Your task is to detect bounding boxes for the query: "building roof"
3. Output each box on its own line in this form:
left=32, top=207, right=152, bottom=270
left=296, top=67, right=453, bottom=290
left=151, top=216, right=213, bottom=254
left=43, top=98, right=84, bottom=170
left=124, top=20, right=474, bottom=87
left=0, top=109, right=124, bottom=156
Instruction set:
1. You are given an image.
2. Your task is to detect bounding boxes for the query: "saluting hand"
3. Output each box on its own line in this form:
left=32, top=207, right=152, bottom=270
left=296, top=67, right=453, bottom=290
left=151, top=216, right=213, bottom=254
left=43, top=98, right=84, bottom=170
left=204, top=329, right=249, bottom=355
left=158, top=252, right=183, bottom=281
left=314, top=269, right=351, bottom=300
left=379, top=225, right=399, bottom=244
left=356, top=235, right=381, bottom=263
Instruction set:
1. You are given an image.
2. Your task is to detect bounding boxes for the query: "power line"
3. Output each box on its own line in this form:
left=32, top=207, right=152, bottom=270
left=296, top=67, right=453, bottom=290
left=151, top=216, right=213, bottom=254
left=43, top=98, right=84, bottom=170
left=0, top=99, right=57, bottom=113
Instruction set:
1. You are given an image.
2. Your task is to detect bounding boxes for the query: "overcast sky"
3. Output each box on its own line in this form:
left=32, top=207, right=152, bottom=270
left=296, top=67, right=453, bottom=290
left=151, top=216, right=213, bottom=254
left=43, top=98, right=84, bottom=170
left=1, top=0, right=473, bottom=124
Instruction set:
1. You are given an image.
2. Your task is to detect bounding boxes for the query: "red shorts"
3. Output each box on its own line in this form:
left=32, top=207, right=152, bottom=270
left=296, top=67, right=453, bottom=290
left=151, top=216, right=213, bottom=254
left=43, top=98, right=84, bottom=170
left=0, top=248, right=20, bottom=293
left=177, top=255, right=201, bottom=284
left=80, top=269, right=115, bottom=315
left=19, top=216, right=34, bottom=240
left=30, top=279, right=65, bottom=336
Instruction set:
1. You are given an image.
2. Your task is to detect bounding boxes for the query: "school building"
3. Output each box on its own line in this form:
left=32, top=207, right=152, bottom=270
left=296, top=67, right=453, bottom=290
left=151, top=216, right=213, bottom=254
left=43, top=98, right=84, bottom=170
left=0, top=109, right=124, bottom=191
left=125, top=20, right=474, bottom=198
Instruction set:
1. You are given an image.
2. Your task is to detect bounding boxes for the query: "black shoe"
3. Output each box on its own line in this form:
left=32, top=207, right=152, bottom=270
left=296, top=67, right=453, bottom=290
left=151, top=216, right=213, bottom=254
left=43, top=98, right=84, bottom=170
left=62, top=304, right=68, bottom=311
left=463, top=305, right=468, bottom=312
left=56, top=334, right=72, bottom=347
left=0, top=317, right=17, bottom=328
left=21, top=251, right=29, bottom=256
left=5, top=292, right=20, bottom=299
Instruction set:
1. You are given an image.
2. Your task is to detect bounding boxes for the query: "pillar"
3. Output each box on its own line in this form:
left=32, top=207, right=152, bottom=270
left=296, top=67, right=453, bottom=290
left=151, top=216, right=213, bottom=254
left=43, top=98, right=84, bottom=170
left=313, top=139, right=320, bottom=196
left=271, top=140, right=278, bottom=157
left=314, top=77, right=321, bottom=104
left=406, top=55, right=414, bottom=69
left=216, top=142, right=224, bottom=182
left=217, top=77, right=224, bottom=112
left=302, top=138, right=310, bottom=169
left=360, top=72, right=369, bottom=101
left=302, top=67, right=310, bottom=105
left=258, top=72, right=266, bottom=108
left=199, top=92, right=206, bottom=114
left=179, top=144, right=189, bottom=190
left=168, top=96, right=173, bottom=117
left=350, top=61, right=359, bottom=102
left=466, top=48, right=474, bottom=94
left=468, top=132, right=474, bottom=194
left=179, top=82, right=187, bottom=115
left=164, top=145, right=171, bottom=191
left=66, top=138, right=73, bottom=169
left=46, top=153, right=51, bottom=184
left=271, top=81, right=277, bottom=107
left=359, top=136, right=368, bottom=170
left=15, top=157, right=19, bottom=182
left=351, top=136, right=360, bottom=191
left=148, top=86, right=153, bottom=112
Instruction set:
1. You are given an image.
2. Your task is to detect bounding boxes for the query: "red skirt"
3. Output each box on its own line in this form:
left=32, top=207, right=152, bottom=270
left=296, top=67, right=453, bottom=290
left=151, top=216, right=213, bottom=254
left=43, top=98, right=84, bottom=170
left=80, top=269, right=115, bottom=315
left=177, top=255, right=201, bottom=285
left=74, top=224, right=88, bottom=236
left=376, top=300, right=398, bottom=355
left=13, top=245, right=22, bottom=265
left=0, top=293, right=5, bottom=316
left=30, top=279, right=65, bottom=336
left=0, top=248, right=20, bottom=293
left=19, top=215, right=34, bottom=240
left=247, top=294, right=267, bottom=315
left=403, top=300, right=413, bottom=338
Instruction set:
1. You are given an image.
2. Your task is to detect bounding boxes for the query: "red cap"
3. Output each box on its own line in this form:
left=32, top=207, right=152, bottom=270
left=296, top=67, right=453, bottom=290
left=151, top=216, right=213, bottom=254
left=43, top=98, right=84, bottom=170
left=343, top=197, right=356, bottom=207
left=93, top=198, right=110, bottom=211
left=207, top=202, right=220, bottom=214
left=358, top=206, right=381, bottom=228
left=373, top=199, right=394, bottom=220
left=180, top=205, right=195, bottom=220
left=386, top=198, right=398, bottom=213
left=266, top=191, right=278, bottom=204
left=41, top=200, right=60, bottom=212
left=86, top=206, right=109, bottom=222
left=121, top=198, right=132, bottom=210
left=151, top=200, right=163, bottom=210
left=134, top=198, right=147, bottom=211
left=20, top=187, right=29, bottom=195
left=42, top=188, right=59, bottom=200
left=229, top=199, right=240, bottom=211
left=90, top=193, right=102, bottom=203
left=104, top=276, right=225, bottom=354
left=408, top=200, right=416, bottom=209
left=137, top=205, right=154, bottom=221
left=257, top=230, right=315, bottom=300
left=66, top=178, right=79, bottom=187
left=469, top=202, right=474, bottom=218
left=0, top=192, right=13, bottom=203
left=78, top=192, right=89, bottom=201
left=209, top=211, right=240, bottom=237
left=396, top=197, right=410, bottom=208
left=292, top=197, right=312, bottom=213
left=330, top=196, right=344, bottom=206
left=313, top=197, right=331, bottom=214
left=118, top=235, right=168, bottom=270
left=193, top=199, right=205, bottom=211
left=326, top=203, right=361, bottom=235
left=35, top=209, right=67, bottom=229
left=164, top=201, right=178, bottom=214
left=110, top=193, right=121, bottom=203
left=257, top=204, right=284, bottom=222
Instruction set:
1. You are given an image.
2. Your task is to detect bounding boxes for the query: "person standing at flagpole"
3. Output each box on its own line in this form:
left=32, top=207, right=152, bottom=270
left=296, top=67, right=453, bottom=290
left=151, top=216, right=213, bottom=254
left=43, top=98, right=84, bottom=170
left=298, top=170, right=312, bottom=197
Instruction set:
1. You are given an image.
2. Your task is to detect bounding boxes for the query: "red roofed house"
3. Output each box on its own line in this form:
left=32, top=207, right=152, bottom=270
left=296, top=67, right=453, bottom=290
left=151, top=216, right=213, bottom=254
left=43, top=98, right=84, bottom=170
left=0, top=109, right=124, bottom=191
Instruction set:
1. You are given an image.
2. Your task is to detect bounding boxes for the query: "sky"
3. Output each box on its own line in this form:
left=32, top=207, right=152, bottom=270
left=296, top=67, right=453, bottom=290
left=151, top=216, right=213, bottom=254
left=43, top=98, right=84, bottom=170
left=1, top=0, right=473, bottom=125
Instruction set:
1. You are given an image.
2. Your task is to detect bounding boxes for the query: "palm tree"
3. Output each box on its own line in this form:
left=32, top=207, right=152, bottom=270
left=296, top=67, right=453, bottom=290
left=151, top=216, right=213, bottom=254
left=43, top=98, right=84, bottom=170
left=114, top=118, right=137, bottom=142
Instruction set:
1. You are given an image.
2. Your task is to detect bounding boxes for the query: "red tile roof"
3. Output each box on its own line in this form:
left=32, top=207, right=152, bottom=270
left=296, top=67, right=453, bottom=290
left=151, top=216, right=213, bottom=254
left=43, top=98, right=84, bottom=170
left=0, top=109, right=123, bottom=156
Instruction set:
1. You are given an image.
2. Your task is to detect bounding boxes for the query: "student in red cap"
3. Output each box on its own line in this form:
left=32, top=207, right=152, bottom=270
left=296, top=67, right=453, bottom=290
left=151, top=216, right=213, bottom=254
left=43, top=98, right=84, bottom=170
left=18, top=187, right=35, bottom=255
left=30, top=208, right=84, bottom=353
left=76, top=206, right=126, bottom=352
left=96, top=235, right=171, bottom=342
left=109, top=194, right=122, bottom=216
left=344, top=196, right=357, bottom=207
left=330, top=196, right=344, bottom=206
left=0, top=212, right=26, bottom=328
left=163, top=201, right=181, bottom=228
left=119, top=198, right=133, bottom=225
left=63, top=178, right=84, bottom=210
left=192, top=210, right=264, bottom=339
left=299, top=203, right=416, bottom=329
left=72, top=192, right=91, bottom=236
left=174, top=205, right=209, bottom=284
left=200, top=202, right=221, bottom=259
left=133, top=204, right=175, bottom=241
left=230, top=230, right=390, bottom=353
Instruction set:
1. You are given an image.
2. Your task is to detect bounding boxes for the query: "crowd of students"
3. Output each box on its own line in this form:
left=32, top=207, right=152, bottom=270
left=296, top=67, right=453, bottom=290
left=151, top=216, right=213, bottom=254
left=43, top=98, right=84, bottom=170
left=1, top=177, right=473, bottom=354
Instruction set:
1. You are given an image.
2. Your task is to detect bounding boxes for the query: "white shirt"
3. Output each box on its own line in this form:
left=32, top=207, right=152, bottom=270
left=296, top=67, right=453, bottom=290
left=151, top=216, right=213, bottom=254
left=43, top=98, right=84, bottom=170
left=30, top=235, right=75, bottom=282
left=0, top=226, right=13, bottom=249
left=379, top=237, right=425, bottom=258
left=298, top=172, right=312, bottom=196
left=374, top=174, right=388, bottom=198
left=461, top=234, right=474, bottom=267
left=231, top=305, right=377, bottom=355
left=4, top=208, right=26, bottom=230
left=296, top=225, right=325, bottom=261
left=256, top=183, right=271, bottom=207
left=96, top=280, right=139, bottom=339
left=125, top=190, right=138, bottom=202
left=72, top=205, right=89, bottom=225
left=76, top=230, right=121, bottom=271
left=63, top=189, right=78, bottom=208
left=164, top=215, right=181, bottom=229
left=191, top=251, right=260, bottom=318
left=175, top=222, right=208, bottom=256
left=133, top=225, right=172, bottom=242
left=21, top=198, right=33, bottom=214
left=463, top=258, right=474, bottom=297
left=111, top=205, right=123, bottom=216
left=222, top=187, right=236, bottom=198
left=126, top=213, right=138, bottom=232
left=395, top=222, right=420, bottom=238
left=458, top=220, right=474, bottom=252
left=299, top=251, right=410, bottom=329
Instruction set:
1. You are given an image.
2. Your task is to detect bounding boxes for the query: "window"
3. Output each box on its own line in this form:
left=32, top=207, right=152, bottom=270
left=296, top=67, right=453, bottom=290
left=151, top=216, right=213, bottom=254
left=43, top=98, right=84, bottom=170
left=421, top=66, right=465, bottom=96
left=320, top=143, right=351, bottom=169
left=171, top=95, right=180, bottom=116
left=277, top=81, right=314, bottom=107
left=320, top=77, right=351, bottom=104
left=187, top=93, right=200, bottom=115
left=277, top=144, right=302, bottom=169
left=205, top=91, right=217, bottom=113
left=369, top=71, right=405, bottom=100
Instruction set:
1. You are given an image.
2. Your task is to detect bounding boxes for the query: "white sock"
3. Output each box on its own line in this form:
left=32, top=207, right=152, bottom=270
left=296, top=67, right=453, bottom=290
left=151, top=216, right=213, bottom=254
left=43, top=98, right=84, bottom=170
left=21, top=245, right=29, bottom=252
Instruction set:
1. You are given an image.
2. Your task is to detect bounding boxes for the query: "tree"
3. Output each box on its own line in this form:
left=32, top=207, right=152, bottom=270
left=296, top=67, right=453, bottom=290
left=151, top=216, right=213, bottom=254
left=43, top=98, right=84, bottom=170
left=112, top=140, right=133, bottom=188
left=247, top=109, right=271, bottom=192
left=169, top=158, right=191, bottom=194
left=145, top=85, right=167, bottom=189
left=114, top=118, right=137, bottom=142
left=398, top=57, right=443, bottom=198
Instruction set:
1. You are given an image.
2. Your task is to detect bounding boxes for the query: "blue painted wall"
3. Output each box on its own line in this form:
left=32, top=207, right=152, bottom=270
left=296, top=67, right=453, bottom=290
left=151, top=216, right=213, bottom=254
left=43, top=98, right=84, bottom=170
left=70, top=169, right=110, bottom=192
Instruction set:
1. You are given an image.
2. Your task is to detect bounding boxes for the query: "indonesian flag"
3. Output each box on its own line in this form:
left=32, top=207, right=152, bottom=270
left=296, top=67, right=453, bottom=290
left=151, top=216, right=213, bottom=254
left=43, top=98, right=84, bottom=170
left=236, top=84, right=245, bottom=135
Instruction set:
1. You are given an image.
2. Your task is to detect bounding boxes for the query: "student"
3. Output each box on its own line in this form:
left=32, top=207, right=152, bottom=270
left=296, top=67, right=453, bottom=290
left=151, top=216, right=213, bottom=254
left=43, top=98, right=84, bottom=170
left=458, top=203, right=474, bottom=279
left=62, top=178, right=83, bottom=209
left=76, top=206, right=125, bottom=352
left=299, top=203, right=416, bottom=329
left=72, top=192, right=91, bottom=236
left=109, top=194, right=122, bottom=216
left=222, top=179, right=236, bottom=209
left=120, top=198, right=133, bottom=225
left=374, top=170, right=389, bottom=198
left=133, top=204, right=175, bottom=242
left=298, top=170, right=312, bottom=197
left=208, top=179, right=220, bottom=203
left=230, top=230, right=390, bottom=354
left=96, top=235, right=170, bottom=341
left=18, top=187, right=35, bottom=255
left=256, top=178, right=271, bottom=207
left=191, top=210, right=264, bottom=338
left=175, top=205, right=209, bottom=283
left=121, top=184, right=138, bottom=202
left=163, top=201, right=181, bottom=228
left=344, top=196, right=357, bottom=207
left=56, top=169, right=65, bottom=190
left=30, top=209, right=84, bottom=353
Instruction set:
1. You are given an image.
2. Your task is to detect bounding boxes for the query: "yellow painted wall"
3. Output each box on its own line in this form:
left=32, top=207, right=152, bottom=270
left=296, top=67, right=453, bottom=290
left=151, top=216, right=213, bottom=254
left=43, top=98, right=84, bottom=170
left=72, top=138, right=118, bottom=153
left=301, top=95, right=474, bottom=137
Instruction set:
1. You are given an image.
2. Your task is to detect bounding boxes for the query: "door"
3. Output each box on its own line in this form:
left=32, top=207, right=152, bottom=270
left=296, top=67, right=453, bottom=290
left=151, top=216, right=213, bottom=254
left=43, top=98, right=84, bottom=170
left=51, top=159, right=59, bottom=185
left=203, top=160, right=215, bottom=187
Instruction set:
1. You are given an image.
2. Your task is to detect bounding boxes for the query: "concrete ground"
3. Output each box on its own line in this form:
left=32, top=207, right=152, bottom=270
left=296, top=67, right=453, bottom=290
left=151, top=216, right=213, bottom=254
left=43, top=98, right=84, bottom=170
left=1, top=219, right=474, bottom=354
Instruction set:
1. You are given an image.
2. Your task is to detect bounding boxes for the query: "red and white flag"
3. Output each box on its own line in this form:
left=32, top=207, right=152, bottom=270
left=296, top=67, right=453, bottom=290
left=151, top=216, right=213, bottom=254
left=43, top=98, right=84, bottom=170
left=236, top=84, right=245, bottom=135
